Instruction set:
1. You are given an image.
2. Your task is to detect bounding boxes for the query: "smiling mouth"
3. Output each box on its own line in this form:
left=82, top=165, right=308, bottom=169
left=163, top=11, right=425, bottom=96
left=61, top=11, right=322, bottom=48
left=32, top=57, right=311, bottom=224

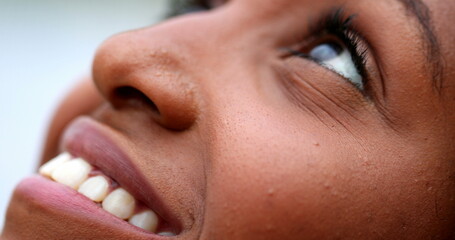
left=38, top=152, right=176, bottom=237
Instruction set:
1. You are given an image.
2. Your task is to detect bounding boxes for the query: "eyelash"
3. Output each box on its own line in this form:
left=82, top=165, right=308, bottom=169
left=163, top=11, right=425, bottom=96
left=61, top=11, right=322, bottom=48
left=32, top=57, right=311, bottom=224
left=292, top=8, right=369, bottom=90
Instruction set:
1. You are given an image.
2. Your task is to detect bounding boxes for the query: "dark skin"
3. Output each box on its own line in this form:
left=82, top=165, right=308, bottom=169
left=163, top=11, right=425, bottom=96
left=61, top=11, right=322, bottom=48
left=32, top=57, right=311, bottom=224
left=2, top=0, right=455, bottom=239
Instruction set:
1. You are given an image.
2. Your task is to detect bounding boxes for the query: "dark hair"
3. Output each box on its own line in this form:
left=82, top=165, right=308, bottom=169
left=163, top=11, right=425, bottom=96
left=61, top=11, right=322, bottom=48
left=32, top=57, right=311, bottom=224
left=168, top=0, right=210, bottom=17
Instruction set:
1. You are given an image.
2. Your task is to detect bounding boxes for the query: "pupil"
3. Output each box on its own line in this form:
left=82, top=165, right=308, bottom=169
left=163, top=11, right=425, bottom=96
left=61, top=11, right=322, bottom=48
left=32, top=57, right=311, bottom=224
left=309, top=42, right=343, bottom=62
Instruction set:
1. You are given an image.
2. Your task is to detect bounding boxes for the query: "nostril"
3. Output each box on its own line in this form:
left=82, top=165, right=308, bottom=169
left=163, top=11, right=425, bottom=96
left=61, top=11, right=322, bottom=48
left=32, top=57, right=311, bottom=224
left=112, top=86, right=160, bottom=115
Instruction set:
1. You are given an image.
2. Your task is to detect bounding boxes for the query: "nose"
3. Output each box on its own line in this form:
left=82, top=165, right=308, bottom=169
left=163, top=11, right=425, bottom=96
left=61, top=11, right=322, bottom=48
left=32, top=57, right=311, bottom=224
left=92, top=25, right=199, bottom=131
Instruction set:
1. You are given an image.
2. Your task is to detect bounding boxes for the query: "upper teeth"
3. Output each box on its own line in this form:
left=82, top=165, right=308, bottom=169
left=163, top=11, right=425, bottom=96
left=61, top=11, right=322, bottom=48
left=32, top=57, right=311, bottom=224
left=129, top=210, right=159, bottom=233
left=38, top=152, right=172, bottom=235
left=51, top=158, right=92, bottom=189
left=78, top=175, right=109, bottom=202
left=102, top=188, right=136, bottom=219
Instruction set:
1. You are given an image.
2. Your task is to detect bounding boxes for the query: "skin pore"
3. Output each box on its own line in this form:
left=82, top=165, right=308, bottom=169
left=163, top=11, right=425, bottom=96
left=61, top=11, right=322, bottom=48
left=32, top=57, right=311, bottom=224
left=2, top=0, right=455, bottom=239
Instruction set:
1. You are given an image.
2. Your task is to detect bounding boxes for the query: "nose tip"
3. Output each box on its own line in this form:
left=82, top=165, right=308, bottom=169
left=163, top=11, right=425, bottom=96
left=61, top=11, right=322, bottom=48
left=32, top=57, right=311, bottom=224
left=92, top=32, right=198, bottom=131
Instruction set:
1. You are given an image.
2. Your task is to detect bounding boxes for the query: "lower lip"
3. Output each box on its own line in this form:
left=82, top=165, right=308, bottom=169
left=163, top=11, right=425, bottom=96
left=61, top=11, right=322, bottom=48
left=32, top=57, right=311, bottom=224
left=8, top=175, right=161, bottom=239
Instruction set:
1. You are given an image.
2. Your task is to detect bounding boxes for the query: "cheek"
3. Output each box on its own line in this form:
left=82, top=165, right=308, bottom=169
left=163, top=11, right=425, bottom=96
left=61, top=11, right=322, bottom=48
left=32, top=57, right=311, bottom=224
left=200, top=109, right=449, bottom=239
left=200, top=111, right=358, bottom=239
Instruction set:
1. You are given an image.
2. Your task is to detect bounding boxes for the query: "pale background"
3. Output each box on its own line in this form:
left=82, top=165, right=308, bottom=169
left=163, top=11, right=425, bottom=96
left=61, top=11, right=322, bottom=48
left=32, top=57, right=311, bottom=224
left=0, top=0, right=168, bottom=229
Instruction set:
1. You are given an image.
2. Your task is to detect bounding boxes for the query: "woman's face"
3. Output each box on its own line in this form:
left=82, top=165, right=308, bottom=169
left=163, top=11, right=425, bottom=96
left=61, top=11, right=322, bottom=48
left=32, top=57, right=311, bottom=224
left=3, top=0, right=455, bottom=239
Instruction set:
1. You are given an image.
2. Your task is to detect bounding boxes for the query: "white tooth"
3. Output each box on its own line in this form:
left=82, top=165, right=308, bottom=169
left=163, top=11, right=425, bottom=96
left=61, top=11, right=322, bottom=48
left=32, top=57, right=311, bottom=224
left=157, top=232, right=176, bottom=237
left=102, top=188, right=135, bottom=219
left=128, top=210, right=159, bottom=233
left=38, top=152, right=72, bottom=177
left=51, top=158, right=92, bottom=189
left=78, top=176, right=109, bottom=202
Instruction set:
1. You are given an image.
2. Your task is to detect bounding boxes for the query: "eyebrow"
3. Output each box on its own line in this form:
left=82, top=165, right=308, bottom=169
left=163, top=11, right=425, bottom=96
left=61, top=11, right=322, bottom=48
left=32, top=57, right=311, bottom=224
left=396, top=0, right=444, bottom=92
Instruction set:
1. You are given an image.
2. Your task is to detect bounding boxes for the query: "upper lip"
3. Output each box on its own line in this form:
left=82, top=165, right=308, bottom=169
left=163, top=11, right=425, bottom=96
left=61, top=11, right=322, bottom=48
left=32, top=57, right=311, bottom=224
left=60, top=116, right=181, bottom=233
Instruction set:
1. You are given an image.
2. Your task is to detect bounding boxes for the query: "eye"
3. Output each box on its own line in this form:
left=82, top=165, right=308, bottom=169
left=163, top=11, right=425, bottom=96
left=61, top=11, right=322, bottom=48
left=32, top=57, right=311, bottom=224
left=308, top=41, right=363, bottom=89
left=285, top=9, right=370, bottom=92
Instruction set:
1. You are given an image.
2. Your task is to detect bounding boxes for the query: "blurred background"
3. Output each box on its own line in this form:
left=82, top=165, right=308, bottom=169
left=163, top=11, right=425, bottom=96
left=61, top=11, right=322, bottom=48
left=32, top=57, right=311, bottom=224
left=0, top=0, right=168, bottom=229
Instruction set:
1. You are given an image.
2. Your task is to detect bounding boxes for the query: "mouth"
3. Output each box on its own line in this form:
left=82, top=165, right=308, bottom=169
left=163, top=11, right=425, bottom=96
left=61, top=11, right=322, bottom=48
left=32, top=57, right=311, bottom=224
left=34, top=117, right=180, bottom=237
